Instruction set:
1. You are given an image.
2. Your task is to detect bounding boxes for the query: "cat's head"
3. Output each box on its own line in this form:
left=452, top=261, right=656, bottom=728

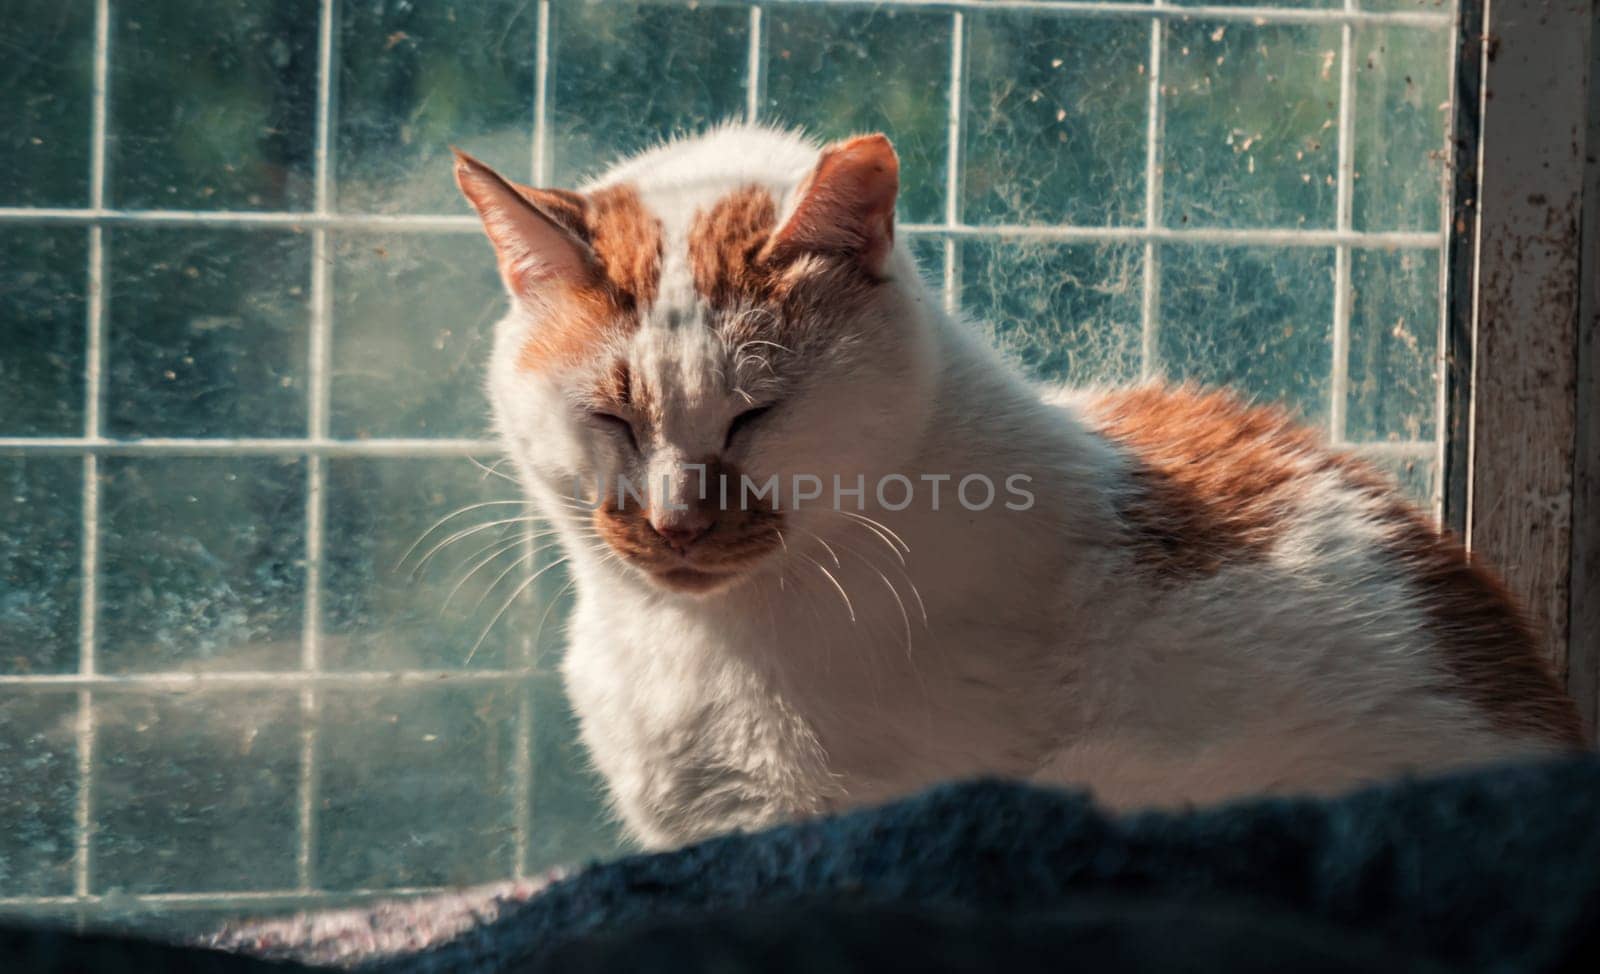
left=456, top=126, right=937, bottom=595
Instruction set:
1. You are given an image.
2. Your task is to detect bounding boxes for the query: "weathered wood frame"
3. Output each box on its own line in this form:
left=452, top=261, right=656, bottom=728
left=1445, top=0, right=1600, bottom=739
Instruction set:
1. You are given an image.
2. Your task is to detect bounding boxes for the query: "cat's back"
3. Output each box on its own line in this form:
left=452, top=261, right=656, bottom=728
left=1064, top=384, right=1582, bottom=753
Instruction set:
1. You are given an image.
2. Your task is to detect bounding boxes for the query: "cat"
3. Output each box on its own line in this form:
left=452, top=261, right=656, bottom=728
left=453, top=125, right=1584, bottom=849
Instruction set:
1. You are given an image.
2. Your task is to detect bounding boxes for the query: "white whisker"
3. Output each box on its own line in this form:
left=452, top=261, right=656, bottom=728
left=396, top=499, right=533, bottom=571
left=802, top=553, right=856, bottom=623
left=809, top=532, right=843, bottom=569
left=442, top=532, right=536, bottom=610
left=467, top=551, right=536, bottom=613
left=468, top=538, right=567, bottom=614
left=838, top=510, right=910, bottom=555
left=531, top=576, right=579, bottom=651
left=466, top=556, right=570, bottom=664
left=468, top=455, right=521, bottom=485
left=411, top=516, right=550, bottom=577
left=841, top=527, right=927, bottom=625
left=837, top=541, right=912, bottom=653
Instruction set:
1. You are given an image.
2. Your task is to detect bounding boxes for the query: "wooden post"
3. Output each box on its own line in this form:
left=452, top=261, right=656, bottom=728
left=1449, top=0, right=1598, bottom=738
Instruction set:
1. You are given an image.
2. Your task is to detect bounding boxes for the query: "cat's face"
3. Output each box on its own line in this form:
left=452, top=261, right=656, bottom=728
left=457, top=130, right=935, bottom=595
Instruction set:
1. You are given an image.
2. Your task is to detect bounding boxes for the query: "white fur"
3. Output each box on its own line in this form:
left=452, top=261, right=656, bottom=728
left=485, top=126, right=1560, bottom=849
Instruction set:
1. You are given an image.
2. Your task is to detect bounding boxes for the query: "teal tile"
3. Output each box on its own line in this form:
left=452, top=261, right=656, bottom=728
left=547, top=1, right=748, bottom=185
left=963, top=12, right=1149, bottom=227
left=107, top=229, right=310, bottom=438
left=1347, top=248, right=1440, bottom=442
left=322, top=458, right=540, bottom=672
left=329, top=232, right=499, bottom=440
left=1162, top=22, right=1341, bottom=230
left=0, top=228, right=87, bottom=436
left=763, top=5, right=951, bottom=224
left=0, top=1, right=93, bottom=206
left=0, top=458, right=81, bottom=675
left=961, top=240, right=1144, bottom=385
left=337, top=0, right=538, bottom=214
left=1355, top=0, right=1457, bottom=12
left=1352, top=26, right=1452, bottom=231
left=0, top=694, right=77, bottom=897
left=317, top=686, right=518, bottom=889
left=93, top=691, right=300, bottom=893
left=1158, top=245, right=1334, bottom=424
left=110, top=0, right=318, bottom=210
left=99, top=457, right=306, bottom=674
left=1172, top=0, right=1338, bottom=7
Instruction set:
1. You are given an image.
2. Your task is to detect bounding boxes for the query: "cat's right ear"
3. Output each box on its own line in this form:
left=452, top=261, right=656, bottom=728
left=452, top=149, right=595, bottom=304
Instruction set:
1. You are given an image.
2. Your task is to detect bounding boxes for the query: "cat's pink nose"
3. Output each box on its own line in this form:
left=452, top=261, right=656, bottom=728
left=648, top=511, right=713, bottom=552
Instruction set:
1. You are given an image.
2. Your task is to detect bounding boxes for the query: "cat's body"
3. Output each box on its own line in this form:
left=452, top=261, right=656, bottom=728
left=454, top=125, right=1582, bottom=849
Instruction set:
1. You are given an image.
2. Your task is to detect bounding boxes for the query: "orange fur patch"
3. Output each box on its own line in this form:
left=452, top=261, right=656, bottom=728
left=1087, top=385, right=1582, bottom=746
left=514, top=183, right=663, bottom=373
left=689, top=185, right=781, bottom=311
left=686, top=184, right=886, bottom=360
left=1088, top=387, right=1313, bottom=578
left=587, top=184, right=664, bottom=310
left=515, top=287, right=624, bottom=373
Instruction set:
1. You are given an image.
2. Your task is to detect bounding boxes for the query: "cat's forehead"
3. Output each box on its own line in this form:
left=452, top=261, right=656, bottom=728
left=504, top=124, right=913, bottom=417
left=528, top=179, right=795, bottom=394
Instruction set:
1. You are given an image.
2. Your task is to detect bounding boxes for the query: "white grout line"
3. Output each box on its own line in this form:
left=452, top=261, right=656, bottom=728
left=86, top=1, right=109, bottom=217
left=750, top=0, right=1451, bottom=27
left=1139, top=1, right=1166, bottom=380
left=0, top=209, right=487, bottom=230
left=513, top=0, right=555, bottom=880
left=297, top=0, right=340, bottom=894
left=1334, top=439, right=1438, bottom=458
left=942, top=11, right=965, bottom=316
left=900, top=224, right=1441, bottom=248
left=532, top=0, right=552, bottom=185
left=0, top=432, right=1436, bottom=462
left=0, top=437, right=502, bottom=456
left=0, top=433, right=1436, bottom=463
left=0, top=669, right=548, bottom=692
left=0, top=431, right=1437, bottom=457
left=746, top=5, right=765, bottom=123
left=0, top=207, right=1446, bottom=250
left=1329, top=3, right=1358, bottom=444
left=0, top=884, right=507, bottom=913
left=513, top=682, right=534, bottom=879
left=73, top=0, right=112, bottom=904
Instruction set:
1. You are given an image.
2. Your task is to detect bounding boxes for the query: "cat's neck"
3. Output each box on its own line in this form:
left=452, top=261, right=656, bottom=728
left=859, top=302, right=1123, bottom=594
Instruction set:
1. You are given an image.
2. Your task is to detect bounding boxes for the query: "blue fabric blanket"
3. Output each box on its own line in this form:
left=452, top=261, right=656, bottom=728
left=375, top=755, right=1600, bottom=973
left=7, top=755, right=1600, bottom=972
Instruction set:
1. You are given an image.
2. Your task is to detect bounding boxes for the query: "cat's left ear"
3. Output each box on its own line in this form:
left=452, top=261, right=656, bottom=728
left=452, top=148, right=597, bottom=304
left=764, top=134, right=899, bottom=277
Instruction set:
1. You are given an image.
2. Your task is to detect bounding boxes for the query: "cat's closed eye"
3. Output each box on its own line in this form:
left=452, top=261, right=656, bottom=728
left=590, top=412, right=638, bottom=451
left=724, top=405, right=774, bottom=450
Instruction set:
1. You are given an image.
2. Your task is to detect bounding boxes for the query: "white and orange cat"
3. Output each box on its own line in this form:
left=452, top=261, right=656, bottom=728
left=453, top=125, right=1582, bottom=849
